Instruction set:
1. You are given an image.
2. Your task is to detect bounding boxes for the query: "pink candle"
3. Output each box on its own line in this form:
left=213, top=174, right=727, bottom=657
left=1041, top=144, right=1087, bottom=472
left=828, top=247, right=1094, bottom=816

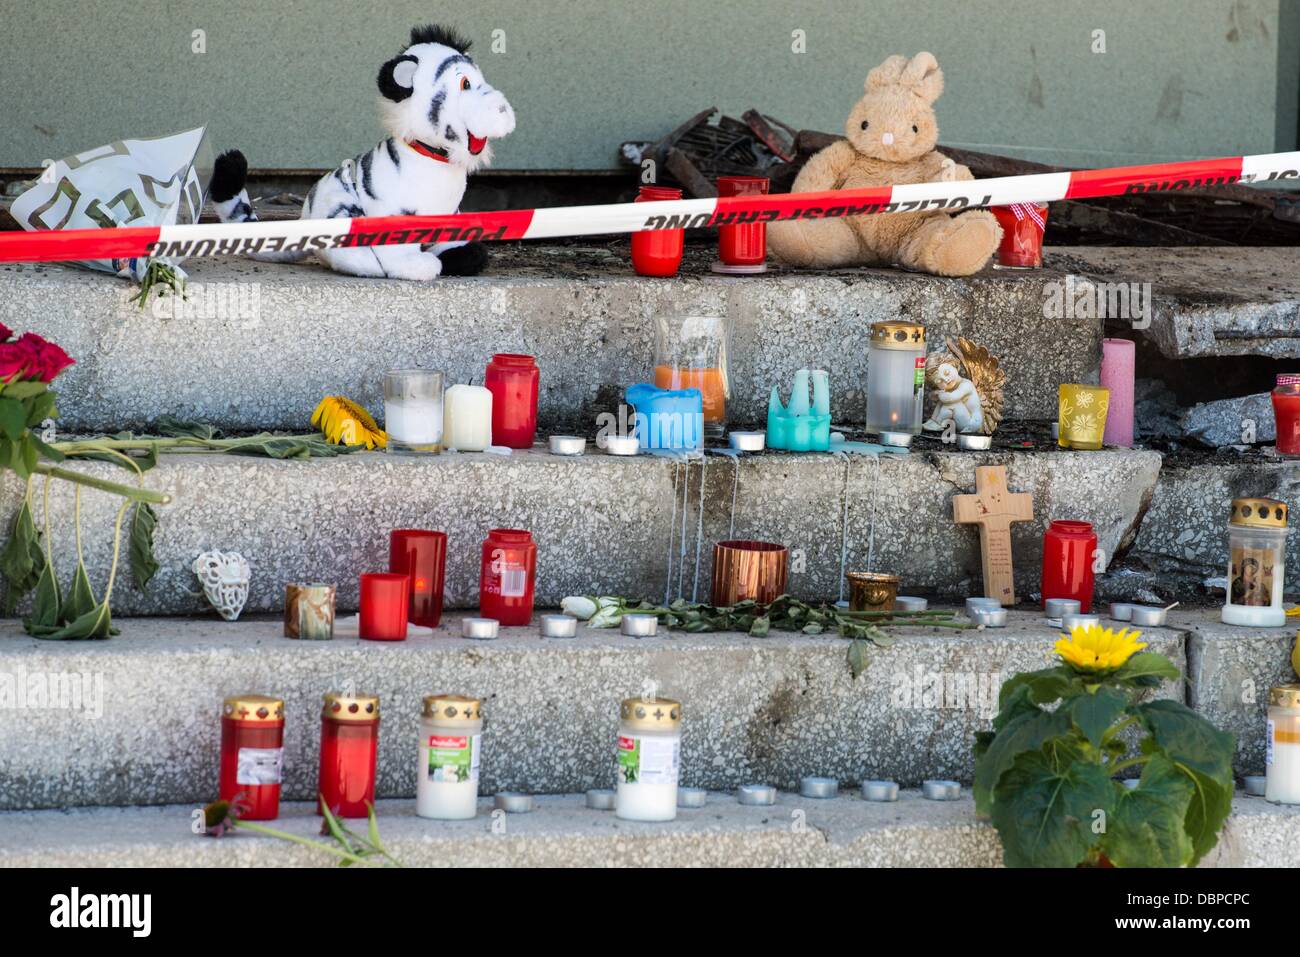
left=1100, top=339, right=1134, bottom=447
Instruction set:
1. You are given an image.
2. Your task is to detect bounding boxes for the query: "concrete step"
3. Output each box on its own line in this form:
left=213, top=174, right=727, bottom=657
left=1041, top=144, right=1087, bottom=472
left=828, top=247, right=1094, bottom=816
left=0, top=445, right=1164, bottom=617
left=2, top=245, right=1108, bottom=433
left=2, top=792, right=1295, bottom=867
left=0, top=608, right=1217, bottom=812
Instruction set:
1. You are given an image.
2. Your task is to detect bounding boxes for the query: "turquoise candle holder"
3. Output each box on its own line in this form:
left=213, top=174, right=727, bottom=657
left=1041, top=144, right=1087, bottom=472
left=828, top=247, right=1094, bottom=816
left=626, top=383, right=704, bottom=451
left=767, top=369, right=831, bottom=451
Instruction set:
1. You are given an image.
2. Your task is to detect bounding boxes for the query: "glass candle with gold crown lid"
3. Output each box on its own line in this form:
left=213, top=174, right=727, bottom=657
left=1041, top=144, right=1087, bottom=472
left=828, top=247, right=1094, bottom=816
left=219, top=694, right=284, bottom=821
left=866, top=321, right=925, bottom=445
left=1267, top=684, right=1300, bottom=804
left=1222, top=498, right=1288, bottom=627
left=416, top=694, right=483, bottom=820
left=615, top=696, right=682, bottom=822
left=318, top=692, right=380, bottom=819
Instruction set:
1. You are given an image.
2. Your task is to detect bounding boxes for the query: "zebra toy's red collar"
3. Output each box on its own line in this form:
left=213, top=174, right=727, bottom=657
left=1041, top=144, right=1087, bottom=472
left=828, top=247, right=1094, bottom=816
left=405, top=139, right=451, bottom=163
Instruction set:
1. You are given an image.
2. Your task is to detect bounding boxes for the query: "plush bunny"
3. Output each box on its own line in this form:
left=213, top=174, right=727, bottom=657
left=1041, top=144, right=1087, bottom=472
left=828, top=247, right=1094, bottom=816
left=767, top=52, right=1001, bottom=277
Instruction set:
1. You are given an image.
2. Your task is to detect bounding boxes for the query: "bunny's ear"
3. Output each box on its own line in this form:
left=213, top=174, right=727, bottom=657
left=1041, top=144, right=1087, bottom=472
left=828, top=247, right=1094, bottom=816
left=866, top=54, right=909, bottom=90
left=904, top=52, right=944, bottom=103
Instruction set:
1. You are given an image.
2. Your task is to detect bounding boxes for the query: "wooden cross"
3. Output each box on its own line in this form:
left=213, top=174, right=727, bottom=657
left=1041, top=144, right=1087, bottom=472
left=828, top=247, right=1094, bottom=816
left=952, top=465, right=1034, bottom=606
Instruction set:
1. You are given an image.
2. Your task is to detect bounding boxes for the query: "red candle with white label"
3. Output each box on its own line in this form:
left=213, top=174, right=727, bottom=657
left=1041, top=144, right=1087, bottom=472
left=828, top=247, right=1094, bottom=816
left=389, top=529, right=447, bottom=628
left=219, top=694, right=284, bottom=821
left=317, top=692, right=380, bottom=818
left=479, top=528, right=537, bottom=626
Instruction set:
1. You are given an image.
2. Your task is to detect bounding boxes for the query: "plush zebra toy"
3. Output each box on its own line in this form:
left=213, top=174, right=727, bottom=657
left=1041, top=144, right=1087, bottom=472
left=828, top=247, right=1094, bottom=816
left=209, top=24, right=515, bottom=280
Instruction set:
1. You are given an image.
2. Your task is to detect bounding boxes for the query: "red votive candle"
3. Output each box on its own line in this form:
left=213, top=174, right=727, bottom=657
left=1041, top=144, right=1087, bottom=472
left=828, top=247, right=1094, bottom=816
left=484, top=353, right=540, bottom=448
left=359, top=572, right=409, bottom=640
left=479, top=528, right=537, bottom=626
left=1271, top=374, right=1300, bottom=456
left=991, top=203, right=1049, bottom=268
left=219, top=694, right=284, bottom=821
left=716, top=175, right=770, bottom=270
left=317, top=692, right=380, bottom=818
left=390, top=530, right=447, bottom=628
left=631, top=185, right=684, bottom=277
left=1041, top=520, right=1098, bottom=613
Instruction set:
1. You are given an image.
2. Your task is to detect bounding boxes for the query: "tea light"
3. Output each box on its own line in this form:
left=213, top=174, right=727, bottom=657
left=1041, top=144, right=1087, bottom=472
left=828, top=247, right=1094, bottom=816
left=1050, top=422, right=1060, bottom=440
left=737, top=784, right=777, bottom=806
left=586, top=788, right=616, bottom=810
left=800, top=776, right=838, bottom=799
left=443, top=384, right=493, bottom=452
left=461, top=617, right=500, bottom=640
left=549, top=435, right=586, bottom=456
left=1244, top=775, right=1267, bottom=797
left=966, top=597, right=1002, bottom=616
left=621, top=614, right=658, bottom=637
left=494, top=792, right=535, bottom=813
left=895, top=596, right=928, bottom=612
left=1044, top=598, right=1081, bottom=619
left=878, top=430, right=914, bottom=448
left=604, top=435, right=640, bottom=456
left=835, top=600, right=851, bottom=610
left=1109, top=602, right=1134, bottom=621
left=861, top=780, right=899, bottom=802
left=922, top=779, right=961, bottom=801
left=540, top=614, right=578, bottom=638
left=1128, top=605, right=1167, bottom=627
left=677, top=787, right=708, bottom=808
left=1062, top=613, right=1101, bottom=631
left=957, top=433, right=992, bottom=451
left=971, top=607, right=1008, bottom=628
left=729, top=431, right=766, bottom=452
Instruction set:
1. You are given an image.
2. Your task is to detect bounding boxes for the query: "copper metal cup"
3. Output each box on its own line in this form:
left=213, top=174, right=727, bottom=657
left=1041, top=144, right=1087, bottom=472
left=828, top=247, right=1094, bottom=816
left=846, top=572, right=900, bottom=612
left=284, top=583, right=336, bottom=640
left=710, top=540, right=788, bottom=607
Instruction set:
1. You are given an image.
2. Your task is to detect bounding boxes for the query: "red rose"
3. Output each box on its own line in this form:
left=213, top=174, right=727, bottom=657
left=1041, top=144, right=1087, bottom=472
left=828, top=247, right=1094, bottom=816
left=13, top=332, right=74, bottom=383
left=0, top=342, right=29, bottom=380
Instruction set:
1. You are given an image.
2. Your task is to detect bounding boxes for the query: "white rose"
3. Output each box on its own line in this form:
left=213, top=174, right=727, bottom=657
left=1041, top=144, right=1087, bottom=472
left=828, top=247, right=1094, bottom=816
left=561, top=596, right=598, bottom=620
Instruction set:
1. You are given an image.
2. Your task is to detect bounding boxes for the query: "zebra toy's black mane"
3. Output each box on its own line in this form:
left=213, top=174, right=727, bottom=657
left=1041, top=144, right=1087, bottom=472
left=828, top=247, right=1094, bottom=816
left=409, top=24, right=471, bottom=53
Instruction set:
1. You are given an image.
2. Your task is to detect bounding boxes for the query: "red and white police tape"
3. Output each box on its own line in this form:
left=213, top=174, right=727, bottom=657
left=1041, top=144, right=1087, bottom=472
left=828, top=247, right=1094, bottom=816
left=1, top=151, right=1297, bottom=264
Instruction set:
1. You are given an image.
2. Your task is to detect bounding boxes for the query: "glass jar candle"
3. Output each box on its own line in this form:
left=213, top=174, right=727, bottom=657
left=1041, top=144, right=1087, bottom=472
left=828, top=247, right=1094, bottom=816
left=714, top=175, right=769, bottom=272
left=484, top=353, right=539, bottom=449
left=1266, top=684, right=1300, bottom=805
left=318, top=692, right=380, bottom=818
left=479, top=528, right=537, bottom=626
left=990, top=203, right=1049, bottom=268
left=416, top=694, right=483, bottom=820
left=389, top=529, right=447, bottom=628
left=219, top=694, right=284, bottom=821
left=359, top=572, right=409, bottom=640
left=865, top=321, right=925, bottom=439
left=630, top=185, right=684, bottom=277
left=1271, top=374, right=1300, bottom=456
left=615, top=696, right=682, bottom=822
left=1058, top=384, right=1111, bottom=450
left=1041, top=520, right=1098, bottom=613
left=653, top=315, right=731, bottom=439
left=383, top=368, right=443, bottom=453
left=1222, top=497, right=1288, bottom=627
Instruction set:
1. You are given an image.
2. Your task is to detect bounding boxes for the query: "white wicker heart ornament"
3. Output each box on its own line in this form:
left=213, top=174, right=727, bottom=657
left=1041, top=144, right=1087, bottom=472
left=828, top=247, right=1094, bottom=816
left=193, top=550, right=251, bottom=621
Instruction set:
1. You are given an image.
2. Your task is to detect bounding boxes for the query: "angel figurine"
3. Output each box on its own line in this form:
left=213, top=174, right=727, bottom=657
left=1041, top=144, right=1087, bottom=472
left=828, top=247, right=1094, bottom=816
left=922, top=337, right=1005, bottom=436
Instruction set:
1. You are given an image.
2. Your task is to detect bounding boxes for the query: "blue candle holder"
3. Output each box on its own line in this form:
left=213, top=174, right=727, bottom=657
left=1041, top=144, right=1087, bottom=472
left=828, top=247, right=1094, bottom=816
left=767, top=369, right=831, bottom=452
left=626, top=383, right=704, bottom=451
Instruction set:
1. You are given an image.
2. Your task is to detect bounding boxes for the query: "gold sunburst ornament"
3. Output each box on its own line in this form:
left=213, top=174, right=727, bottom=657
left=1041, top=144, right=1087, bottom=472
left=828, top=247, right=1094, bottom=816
left=1054, top=623, right=1146, bottom=674
left=312, top=396, right=387, bottom=449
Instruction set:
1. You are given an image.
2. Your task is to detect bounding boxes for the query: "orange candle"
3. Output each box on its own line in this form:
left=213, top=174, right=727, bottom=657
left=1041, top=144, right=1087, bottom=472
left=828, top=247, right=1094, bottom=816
left=654, top=365, right=726, bottom=424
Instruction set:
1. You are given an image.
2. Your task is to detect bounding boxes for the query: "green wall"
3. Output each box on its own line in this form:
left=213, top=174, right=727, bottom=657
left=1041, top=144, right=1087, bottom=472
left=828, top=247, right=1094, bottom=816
left=2, top=0, right=1297, bottom=172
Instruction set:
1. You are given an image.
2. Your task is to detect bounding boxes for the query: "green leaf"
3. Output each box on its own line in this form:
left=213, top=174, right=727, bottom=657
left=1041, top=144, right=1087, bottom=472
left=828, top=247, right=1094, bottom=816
left=154, top=415, right=220, bottom=440
left=1112, top=652, right=1181, bottom=686
left=128, top=502, right=160, bottom=591
left=63, top=558, right=97, bottom=623
left=1102, top=754, right=1196, bottom=868
left=846, top=638, right=870, bottom=679
left=990, top=748, right=1114, bottom=868
left=1136, top=699, right=1235, bottom=865
left=24, top=560, right=61, bottom=632
left=0, top=497, right=44, bottom=613
left=2, top=380, right=49, bottom=400
left=974, top=704, right=1073, bottom=815
left=1069, top=686, right=1130, bottom=748
left=34, top=600, right=113, bottom=640
left=27, top=433, right=65, bottom=463
left=997, top=666, right=1073, bottom=710
left=319, top=800, right=356, bottom=854
left=749, top=616, right=770, bottom=638
left=26, top=391, right=56, bottom=426
left=0, top=397, right=26, bottom=440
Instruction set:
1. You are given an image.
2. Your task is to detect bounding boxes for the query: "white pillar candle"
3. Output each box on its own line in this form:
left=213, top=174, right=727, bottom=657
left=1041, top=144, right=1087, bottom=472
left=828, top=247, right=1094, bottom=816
left=416, top=694, right=482, bottom=820
left=443, top=385, right=493, bottom=452
left=1266, top=685, right=1300, bottom=805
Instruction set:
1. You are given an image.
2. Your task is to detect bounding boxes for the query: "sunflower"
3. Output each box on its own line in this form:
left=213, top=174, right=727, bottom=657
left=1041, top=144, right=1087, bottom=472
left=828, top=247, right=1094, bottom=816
left=312, top=396, right=387, bottom=449
left=1054, top=623, right=1146, bottom=674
